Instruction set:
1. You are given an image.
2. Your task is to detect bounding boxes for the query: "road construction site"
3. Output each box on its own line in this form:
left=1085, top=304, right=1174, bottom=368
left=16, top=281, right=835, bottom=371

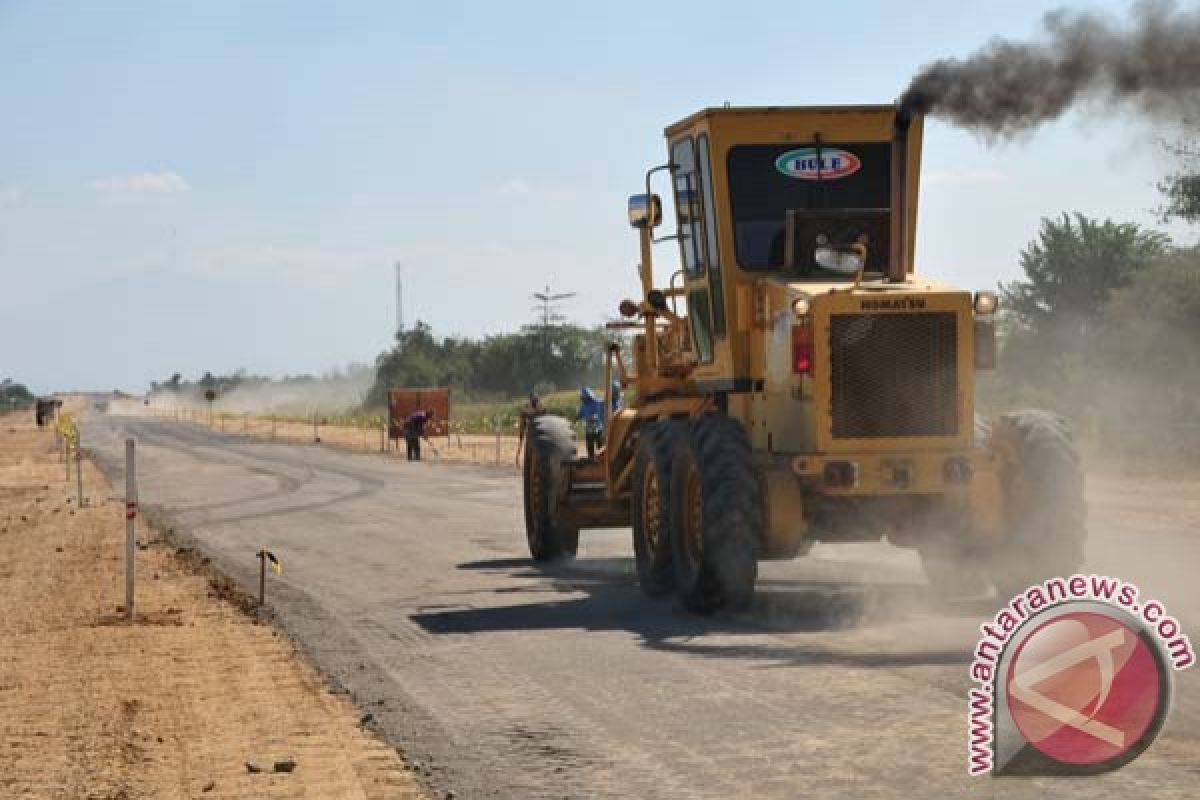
left=59, top=409, right=1200, bottom=799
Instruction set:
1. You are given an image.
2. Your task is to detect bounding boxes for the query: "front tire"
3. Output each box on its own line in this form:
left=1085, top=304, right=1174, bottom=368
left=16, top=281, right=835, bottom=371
left=523, top=416, right=579, bottom=561
left=670, top=416, right=761, bottom=614
left=987, top=410, right=1086, bottom=598
left=631, top=421, right=681, bottom=597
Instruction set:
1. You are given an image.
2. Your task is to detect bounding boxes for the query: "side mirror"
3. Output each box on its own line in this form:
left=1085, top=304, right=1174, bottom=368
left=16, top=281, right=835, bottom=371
left=974, top=319, right=996, bottom=370
left=628, top=194, right=662, bottom=229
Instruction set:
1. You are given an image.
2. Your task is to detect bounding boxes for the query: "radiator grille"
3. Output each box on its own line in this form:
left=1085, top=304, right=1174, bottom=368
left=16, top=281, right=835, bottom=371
left=829, top=312, right=959, bottom=438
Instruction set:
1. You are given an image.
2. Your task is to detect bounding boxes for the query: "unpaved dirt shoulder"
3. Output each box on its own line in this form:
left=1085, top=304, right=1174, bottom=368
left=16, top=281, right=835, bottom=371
left=0, top=415, right=428, bottom=799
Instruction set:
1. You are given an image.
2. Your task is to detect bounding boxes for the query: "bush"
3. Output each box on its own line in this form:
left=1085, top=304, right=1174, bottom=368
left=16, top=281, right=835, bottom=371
left=0, top=379, right=36, bottom=411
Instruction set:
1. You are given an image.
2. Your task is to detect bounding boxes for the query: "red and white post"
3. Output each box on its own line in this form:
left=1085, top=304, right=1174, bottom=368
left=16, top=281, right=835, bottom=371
left=124, top=438, right=137, bottom=621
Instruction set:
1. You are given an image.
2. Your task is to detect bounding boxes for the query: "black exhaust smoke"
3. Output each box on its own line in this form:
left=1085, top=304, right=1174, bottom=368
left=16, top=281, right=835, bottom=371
left=899, top=0, right=1200, bottom=137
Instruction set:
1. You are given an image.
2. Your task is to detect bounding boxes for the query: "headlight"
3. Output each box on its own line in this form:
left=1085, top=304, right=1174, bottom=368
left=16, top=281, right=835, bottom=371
left=791, top=294, right=812, bottom=317
left=815, top=247, right=865, bottom=275
left=973, top=291, right=999, bottom=315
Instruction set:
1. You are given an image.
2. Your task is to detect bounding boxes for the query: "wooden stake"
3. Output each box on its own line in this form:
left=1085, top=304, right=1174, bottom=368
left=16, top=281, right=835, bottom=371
left=259, top=550, right=267, bottom=609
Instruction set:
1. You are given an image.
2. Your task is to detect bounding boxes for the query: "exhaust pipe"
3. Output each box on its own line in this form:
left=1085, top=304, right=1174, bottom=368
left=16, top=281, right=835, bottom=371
left=888, top=109, right=913, bottom=283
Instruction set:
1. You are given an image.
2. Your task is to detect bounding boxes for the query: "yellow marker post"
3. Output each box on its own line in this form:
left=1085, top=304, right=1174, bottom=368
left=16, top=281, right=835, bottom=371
left=55, top=414, right=78, bottom=483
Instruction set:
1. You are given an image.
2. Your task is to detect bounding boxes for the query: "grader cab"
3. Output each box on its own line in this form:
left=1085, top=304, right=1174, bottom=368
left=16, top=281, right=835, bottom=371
left=522, top=104, right=1085, bottom=613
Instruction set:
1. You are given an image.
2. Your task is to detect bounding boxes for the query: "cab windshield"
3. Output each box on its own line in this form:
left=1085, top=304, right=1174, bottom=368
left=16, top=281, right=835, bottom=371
left=727, top=142, right=892, bottom=279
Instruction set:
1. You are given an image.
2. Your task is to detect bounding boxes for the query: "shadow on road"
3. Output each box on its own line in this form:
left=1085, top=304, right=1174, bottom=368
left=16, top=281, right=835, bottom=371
left=412, top=557, right=981, bottom=669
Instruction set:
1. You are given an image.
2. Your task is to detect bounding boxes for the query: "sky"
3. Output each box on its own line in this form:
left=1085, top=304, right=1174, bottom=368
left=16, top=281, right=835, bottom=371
left=1, top=0, right=1194, bottom=394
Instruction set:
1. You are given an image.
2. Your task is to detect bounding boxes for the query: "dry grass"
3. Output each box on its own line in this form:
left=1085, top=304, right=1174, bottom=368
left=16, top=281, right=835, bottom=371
left=0, top=412, right=426, bottom=799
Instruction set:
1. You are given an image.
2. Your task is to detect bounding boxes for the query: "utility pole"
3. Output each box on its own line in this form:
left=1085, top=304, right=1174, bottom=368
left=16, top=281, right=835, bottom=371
left=532, top=284, right=576, bottom=331
left=395, top=261, right=405, bottom=339
left=530, top=284, right=576, bottom=366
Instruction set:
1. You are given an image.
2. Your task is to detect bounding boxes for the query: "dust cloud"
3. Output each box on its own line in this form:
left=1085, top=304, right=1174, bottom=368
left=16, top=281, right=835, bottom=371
left=142, top=369, right=373, bottom=417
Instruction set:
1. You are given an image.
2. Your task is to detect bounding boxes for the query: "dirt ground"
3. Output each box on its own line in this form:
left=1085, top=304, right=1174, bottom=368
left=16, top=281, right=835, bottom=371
left=0, top=413, right=426, bottom=799
left=1086, top=463, right=1200, bottom=532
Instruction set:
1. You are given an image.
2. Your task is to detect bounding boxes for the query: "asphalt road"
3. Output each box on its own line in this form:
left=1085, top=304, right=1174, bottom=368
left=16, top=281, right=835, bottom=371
left=83, top=414, right=1199, bottom=799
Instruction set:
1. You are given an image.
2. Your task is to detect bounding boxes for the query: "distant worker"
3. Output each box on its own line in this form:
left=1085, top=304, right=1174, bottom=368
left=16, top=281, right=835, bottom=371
left=34, top=398, right=57, bottom=427
left=611, top=380, right=623, bottom=413
left=404, top=408, right=436, bottom=462
left=576, top=387, right=605, bottom=461
left=515, top=393, right=545, bottom=466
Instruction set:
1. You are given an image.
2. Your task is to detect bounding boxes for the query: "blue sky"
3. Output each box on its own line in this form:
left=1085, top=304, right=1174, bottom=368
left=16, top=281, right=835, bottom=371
left=1, top=0, right=1193, bottom=393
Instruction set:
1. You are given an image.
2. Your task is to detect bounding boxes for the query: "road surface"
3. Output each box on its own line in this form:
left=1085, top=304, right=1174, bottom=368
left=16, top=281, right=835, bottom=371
left=83, top=414, right=1200, bottom=798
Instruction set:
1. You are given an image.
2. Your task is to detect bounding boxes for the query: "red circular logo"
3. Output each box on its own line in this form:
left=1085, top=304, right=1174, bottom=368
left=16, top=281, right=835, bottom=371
left=1006, top=611, right=1164, bottom=766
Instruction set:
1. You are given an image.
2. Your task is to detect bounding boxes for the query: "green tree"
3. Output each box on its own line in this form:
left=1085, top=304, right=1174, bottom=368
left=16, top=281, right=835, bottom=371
left=1091, top=248, right=1200, bottom=456
left=0, top=379, right=36, bottom=410
left=1000, top=213, right=1169, bottom=351
left=368, top=322, right=459, bottom=406
left=366, top=320, right=613, bottom=405
left=989, top=214, right=1170, bottom=420
left=1158, top=137, right=1200, bottom=224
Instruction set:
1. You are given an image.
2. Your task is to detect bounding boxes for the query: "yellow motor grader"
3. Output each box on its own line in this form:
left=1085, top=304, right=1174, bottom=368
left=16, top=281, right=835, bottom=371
left=522, top=104, right=1085, bottom=613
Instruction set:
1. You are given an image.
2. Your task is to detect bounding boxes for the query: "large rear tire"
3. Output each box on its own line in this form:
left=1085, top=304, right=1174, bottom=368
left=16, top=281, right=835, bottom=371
left=987, top=410, right=1086, bottom=598
left=631, top=420, right=682, bottom=597
left=523, top=416, right=579, bottom=561
left=669, top=416, right=761, bottom=614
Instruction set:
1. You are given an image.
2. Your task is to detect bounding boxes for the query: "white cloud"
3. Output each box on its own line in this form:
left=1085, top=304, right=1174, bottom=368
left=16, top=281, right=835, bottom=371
left=923, top=169, right=1009, bottom=188
left=88, top=171, right=191, bottom=196
left=494, top=178, right=534, bottom=197
left=490, top=177, right=602, bottom=207
left=1, top=185, right=22, bottom=204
